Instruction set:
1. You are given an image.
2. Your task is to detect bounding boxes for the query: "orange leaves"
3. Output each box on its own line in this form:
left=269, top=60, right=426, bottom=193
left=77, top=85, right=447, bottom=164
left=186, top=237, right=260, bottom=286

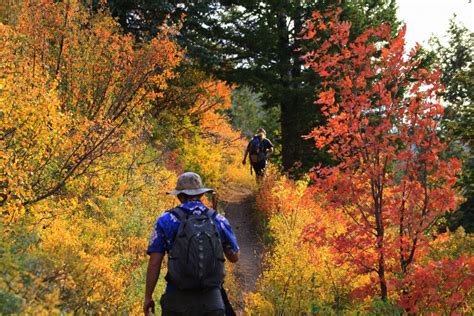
left=343, top=75, right=353, bottom=88
left=302, top=5, right=464, bottom=311
left=251, top=171, right=361, bottom=314
left=399, top=256, right=474, bottom=314
left=319, top=69, right=330, bottom=77
left=0, top=0, right=182, bottom=211
left=318, top=19, right=327, bottom=30
left=301, top=21, right=317, bottom=39
left=317, top=88, right=335, bottom=106
left=16, top=0, right=181, bottom=121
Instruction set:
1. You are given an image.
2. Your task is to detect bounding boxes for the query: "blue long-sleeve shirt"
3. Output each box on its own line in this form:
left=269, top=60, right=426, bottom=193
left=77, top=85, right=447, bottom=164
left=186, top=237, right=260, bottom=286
left=147, top=200, right=239, bottom=255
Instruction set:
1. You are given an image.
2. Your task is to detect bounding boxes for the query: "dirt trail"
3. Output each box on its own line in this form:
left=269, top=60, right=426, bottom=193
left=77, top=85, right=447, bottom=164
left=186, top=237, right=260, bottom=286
left=220, top=184, right=264, bottom=314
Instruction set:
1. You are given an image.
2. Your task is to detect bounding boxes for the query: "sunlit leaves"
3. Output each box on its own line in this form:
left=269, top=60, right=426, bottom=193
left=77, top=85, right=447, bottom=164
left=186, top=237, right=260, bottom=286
left=302, top=5, right=467, bottom=312
left=0, top=0, right=182, bottom=313
left=1, top=0, right=181, bottom=214
left=249, top=171, right=363, bottom=314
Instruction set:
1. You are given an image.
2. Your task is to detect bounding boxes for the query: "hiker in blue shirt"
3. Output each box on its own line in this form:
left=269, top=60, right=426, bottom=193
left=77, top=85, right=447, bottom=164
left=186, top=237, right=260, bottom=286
left=242, top=128, right=274, bottom=180
left=144, top=172, right=240, bottom=316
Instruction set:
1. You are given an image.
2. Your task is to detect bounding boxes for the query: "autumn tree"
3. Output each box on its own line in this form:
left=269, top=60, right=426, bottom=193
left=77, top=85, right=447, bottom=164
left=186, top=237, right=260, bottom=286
left=1, top=1, right=180, bottom=311
left=0, top=0, right=181, bottom=217
left=302, top=7, right=463, bottom=308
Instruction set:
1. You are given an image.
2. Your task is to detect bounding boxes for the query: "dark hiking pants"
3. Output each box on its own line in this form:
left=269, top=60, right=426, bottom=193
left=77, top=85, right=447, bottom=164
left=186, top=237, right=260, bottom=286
left=220, top=287, right=236, bottom=316
left=160, top=288, right=225, bottom=316
left=251, top=160, right=267, bottom=177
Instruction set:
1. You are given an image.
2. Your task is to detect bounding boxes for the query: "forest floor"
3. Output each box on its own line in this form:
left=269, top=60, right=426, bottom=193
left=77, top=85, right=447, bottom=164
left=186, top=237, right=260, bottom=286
left=221, top=183, right=264, bottom=314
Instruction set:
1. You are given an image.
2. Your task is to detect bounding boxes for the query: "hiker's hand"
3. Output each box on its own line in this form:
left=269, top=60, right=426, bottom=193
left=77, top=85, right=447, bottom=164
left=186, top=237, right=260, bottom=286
left=143, top=298, right=155, bottom=316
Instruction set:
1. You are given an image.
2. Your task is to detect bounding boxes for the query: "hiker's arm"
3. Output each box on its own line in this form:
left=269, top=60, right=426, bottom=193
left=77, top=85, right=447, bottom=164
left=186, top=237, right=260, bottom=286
left=218, top=217, right=240, bottom=262
left=242, top=147, right=249, bottom=165
left=265, top=139, right=274, bottom=156
left=145, top=252, right=163, bottom=299
left=144, top=252, right=164, bottom=314
left=224, top=248, right=239, bottom=263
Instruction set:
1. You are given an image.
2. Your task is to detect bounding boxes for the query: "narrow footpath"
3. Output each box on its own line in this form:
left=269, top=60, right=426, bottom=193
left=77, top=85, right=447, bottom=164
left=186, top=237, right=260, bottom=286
left=220, top=184, right=264, bottom=314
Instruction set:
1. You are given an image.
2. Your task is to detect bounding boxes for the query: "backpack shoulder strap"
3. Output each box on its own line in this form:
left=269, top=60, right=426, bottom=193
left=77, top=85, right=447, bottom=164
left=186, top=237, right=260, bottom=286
left=168, top=206, right=217, bottom=221
left=166, top=207, right=189, bottom=244
left=204, top=208, right=220, bottom=237
left=167, top=207, right=188, bottom=221
left=205, top=208, right=218, bottom=221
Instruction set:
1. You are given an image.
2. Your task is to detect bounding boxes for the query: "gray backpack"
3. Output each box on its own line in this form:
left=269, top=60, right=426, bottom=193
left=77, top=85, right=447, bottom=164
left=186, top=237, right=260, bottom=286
left=165, top=207, right=225, bottom=290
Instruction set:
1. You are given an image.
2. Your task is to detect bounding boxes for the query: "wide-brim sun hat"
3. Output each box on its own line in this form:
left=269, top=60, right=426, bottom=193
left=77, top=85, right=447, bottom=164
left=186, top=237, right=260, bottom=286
left=167, top=172, right=214, bottom=196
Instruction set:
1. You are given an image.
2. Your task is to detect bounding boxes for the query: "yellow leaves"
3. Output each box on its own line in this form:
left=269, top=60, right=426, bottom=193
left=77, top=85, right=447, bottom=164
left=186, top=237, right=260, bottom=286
left=180, top=136, right=224, bottom=188
left=0, top=0, right=255, bottom=313
left=250, top=173, right=366, bottom=314
left=245, top=292, right=275, bottom=315
left=1, top=0, right=182, bottom=217
left=424, top=227, right=474, bottom=262
left=35, top=194, right=130, bottom=310
left=116, top=183, right=129, bottom=196
left=1, top=26, right=72, bottom=219
left=1, top=1, right=181, bottom=312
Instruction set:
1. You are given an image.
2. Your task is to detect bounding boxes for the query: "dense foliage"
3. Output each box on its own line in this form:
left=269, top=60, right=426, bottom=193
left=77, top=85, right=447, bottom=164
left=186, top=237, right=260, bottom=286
left=248, top=6, right=473, bottom=315
left=430, top=18, right=474, bottom=232
left=251, top=172, right=473, bottom=314
left=0, top=1, right=472, bottom=314
left=0, top=1, right=251, bottom=313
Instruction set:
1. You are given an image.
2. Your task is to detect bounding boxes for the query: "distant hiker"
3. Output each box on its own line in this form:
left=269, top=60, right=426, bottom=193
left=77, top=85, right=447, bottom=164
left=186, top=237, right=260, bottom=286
left=242, top=128, right=274, bottom=179
left=144, top=172, right=240, bottom=316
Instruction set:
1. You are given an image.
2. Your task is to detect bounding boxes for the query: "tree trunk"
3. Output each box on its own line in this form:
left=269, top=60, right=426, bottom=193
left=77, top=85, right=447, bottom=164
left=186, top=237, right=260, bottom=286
left=277, top=1, right=309, bottom=173
left=276, top=7, right=294, bottom=171
left=378, top=248, right=388, bottom=301
left=374, top=181, right=388, bottom=301
left=278, top=1, right=328, bottom=174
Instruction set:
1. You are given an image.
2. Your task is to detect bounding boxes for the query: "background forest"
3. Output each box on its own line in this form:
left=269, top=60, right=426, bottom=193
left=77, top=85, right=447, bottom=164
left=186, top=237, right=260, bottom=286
left=1, top=0, right=472, bottom=314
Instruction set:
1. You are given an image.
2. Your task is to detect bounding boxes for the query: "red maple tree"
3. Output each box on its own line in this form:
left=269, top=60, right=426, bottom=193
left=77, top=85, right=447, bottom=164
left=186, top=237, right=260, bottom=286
left=302, top=6, right=463, bottom=307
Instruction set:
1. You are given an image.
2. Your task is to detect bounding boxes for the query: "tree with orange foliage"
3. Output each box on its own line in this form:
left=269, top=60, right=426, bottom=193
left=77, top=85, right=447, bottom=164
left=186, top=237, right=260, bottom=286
left=302, top=6, right=468, bottom=311
left=1, top=0, right=181, bottom=215
left=1, top=1, right=181, bottom=312
left=1, top=1, right=254, bottom=314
